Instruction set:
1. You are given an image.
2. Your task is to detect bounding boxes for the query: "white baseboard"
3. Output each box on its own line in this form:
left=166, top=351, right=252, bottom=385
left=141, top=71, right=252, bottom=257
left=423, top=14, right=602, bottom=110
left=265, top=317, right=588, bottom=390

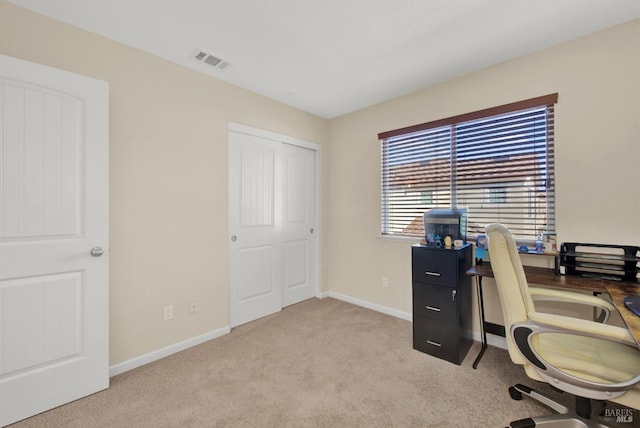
left=472, top=331, right=507, bottom=350
left=316, top=290, right=330, bottom=299
left=322, top=291, right=413, bottom=321
left=109, top=325, right=231, bottom=377
left=109, top=297, right=507, bottom=378
left=320, top=291, right=508, bottom=350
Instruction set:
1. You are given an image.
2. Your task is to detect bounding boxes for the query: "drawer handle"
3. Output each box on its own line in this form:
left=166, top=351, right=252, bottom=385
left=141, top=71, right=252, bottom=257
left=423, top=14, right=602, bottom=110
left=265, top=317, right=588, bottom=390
left=426, top=306, right=441, bottom=312
left=427, top=340, right=442, bottom=347
left=424, top=271, right=441, bottom=277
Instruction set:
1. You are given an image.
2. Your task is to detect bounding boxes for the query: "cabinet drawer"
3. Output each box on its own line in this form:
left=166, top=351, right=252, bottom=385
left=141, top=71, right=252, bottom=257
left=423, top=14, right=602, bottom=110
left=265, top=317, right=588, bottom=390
left=411, top=249, right=457, bottom=287
left=413, top=316, right=459, bottom=364
left=412, top=282, right=457, bottom=323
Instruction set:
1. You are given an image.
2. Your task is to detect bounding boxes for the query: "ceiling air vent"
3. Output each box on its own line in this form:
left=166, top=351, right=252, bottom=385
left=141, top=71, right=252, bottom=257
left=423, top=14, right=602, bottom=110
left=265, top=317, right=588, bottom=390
left=192, top=49, right=230, bottom=70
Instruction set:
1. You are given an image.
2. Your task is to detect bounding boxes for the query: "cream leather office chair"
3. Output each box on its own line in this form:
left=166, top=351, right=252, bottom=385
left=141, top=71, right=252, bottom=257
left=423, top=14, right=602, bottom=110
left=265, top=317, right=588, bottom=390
left=485, top=223, right=640, bottom=427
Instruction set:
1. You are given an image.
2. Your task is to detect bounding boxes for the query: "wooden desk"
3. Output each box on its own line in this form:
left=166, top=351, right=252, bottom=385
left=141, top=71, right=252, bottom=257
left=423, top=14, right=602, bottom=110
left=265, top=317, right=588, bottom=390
left=466, top=263, right=640, bottom=368
left=467, top=264, right=608, bottom=293
left=606, top=282, right=640, bottom=347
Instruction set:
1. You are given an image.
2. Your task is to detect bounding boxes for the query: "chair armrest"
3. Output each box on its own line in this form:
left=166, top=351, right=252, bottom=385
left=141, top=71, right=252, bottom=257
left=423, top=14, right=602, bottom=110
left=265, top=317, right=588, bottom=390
left=529, top=287, right=614, bottom=323
left=527, top=311, right=635, bottom=346
left=512, top=315, right=640, bottom=398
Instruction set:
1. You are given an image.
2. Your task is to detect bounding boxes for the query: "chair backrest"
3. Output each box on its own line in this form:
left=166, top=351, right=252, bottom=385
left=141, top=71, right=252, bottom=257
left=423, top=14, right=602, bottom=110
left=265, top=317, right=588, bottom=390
left=486, top=223, right=537, bottom=365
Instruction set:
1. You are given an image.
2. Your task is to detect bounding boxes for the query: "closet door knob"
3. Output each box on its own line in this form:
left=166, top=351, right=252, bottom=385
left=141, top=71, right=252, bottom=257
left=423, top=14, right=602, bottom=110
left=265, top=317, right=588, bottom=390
left=90, top=247, right=104, bottom=257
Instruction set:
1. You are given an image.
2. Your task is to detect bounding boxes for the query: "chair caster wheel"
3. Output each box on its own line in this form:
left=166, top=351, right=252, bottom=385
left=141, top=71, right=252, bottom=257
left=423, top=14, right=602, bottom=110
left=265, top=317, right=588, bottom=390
left=509, top=386, right=523, bottom=401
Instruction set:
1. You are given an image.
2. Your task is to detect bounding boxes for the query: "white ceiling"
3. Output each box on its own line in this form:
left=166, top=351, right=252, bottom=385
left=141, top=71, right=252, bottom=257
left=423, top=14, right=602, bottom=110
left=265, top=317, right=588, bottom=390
left=8, top=0, right=640, bottom=119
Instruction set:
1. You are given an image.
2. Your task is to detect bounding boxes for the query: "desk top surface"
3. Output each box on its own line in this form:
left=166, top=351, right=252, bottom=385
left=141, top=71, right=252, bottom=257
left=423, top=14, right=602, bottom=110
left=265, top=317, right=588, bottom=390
left=606, top=283, right=640, bottom=347
left=466, top=263, right=608, bottom=293
left=467, top=263, right=640, bottom=348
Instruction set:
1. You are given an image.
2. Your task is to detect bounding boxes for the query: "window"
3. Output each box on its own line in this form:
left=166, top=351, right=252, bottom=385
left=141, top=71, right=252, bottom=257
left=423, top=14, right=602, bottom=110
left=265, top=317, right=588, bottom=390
left=379, top=94, right=556, bottom=241
left=484, top=187, right=507, bottom=204
left=420, top=190, right=433, bottom=204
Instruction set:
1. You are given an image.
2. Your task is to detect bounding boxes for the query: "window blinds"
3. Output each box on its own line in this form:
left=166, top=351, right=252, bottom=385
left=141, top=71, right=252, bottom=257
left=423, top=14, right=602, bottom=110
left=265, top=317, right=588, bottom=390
left=380, top=94, right=556, bottom=241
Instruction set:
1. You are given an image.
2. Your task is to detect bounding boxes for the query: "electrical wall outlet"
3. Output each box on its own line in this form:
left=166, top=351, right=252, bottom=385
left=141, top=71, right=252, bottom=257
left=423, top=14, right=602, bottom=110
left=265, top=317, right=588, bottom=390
left=163, top=304, right=174, bottom=320
left=189, top=300, right=198, bottom=314
left=382, top=276, right=389, bottom=288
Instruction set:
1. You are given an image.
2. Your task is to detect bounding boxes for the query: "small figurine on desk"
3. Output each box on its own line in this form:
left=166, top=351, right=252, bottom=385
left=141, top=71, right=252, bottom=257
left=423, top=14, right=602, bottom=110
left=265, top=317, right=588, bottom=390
left=434, top=235, right=443, bottom=248
left=444, top=236, right=452, bottom=249
left=426, top=233, right=435, bottom=246
left=542, top=232, right=557, bottom=254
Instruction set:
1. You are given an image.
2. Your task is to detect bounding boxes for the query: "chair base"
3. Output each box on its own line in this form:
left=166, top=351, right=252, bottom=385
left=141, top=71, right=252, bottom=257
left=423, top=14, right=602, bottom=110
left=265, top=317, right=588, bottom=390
left=508, top=384, right=609, bottom=428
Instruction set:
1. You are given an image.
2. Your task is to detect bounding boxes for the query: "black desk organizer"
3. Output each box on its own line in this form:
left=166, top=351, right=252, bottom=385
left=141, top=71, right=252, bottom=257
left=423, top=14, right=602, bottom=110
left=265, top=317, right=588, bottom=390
left=559, top=242, right=640, bottom=282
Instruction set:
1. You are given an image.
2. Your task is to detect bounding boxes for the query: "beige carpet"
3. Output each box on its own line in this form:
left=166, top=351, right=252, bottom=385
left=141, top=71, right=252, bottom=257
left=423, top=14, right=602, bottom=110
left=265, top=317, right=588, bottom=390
left=8, top=297, right=636, bottom=427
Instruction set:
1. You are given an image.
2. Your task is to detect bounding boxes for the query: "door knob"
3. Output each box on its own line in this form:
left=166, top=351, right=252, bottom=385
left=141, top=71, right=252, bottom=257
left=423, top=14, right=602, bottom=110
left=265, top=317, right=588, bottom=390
left=90, top=247, right=104, bottom=257
left=231, top=235, right=237, bottom=242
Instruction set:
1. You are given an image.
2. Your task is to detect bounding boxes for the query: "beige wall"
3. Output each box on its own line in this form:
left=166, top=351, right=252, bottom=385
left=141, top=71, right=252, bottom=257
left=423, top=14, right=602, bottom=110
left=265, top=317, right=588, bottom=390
left=325, top=19, right=640, bottom=323
left=0, top=1, right=329, bottom=365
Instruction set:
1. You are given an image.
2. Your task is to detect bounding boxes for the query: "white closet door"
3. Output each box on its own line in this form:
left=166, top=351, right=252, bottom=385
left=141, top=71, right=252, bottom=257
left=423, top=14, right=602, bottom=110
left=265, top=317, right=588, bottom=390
left=229, top=125, right=318, bottom=327
left=281, top=143, right=316, bottom=307
left=229, top=131, right=283, bottom=327
left=0, top=54, right=109, bottom=426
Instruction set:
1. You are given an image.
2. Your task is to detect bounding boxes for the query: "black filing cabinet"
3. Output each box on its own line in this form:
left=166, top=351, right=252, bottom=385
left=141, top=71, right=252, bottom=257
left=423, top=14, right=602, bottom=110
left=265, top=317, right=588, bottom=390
left=412, top=244, right=473, bottom=365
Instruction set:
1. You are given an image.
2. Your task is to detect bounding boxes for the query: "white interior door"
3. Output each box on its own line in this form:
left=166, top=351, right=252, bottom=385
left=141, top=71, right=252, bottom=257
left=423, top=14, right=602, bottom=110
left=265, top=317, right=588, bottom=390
left=229, top=125, right=318, bottom=327
left=281, top=143, right=316, bottom=307
left=0, top=54, right=109, bottom=426
left=229, top=130, right=283, bottom=327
